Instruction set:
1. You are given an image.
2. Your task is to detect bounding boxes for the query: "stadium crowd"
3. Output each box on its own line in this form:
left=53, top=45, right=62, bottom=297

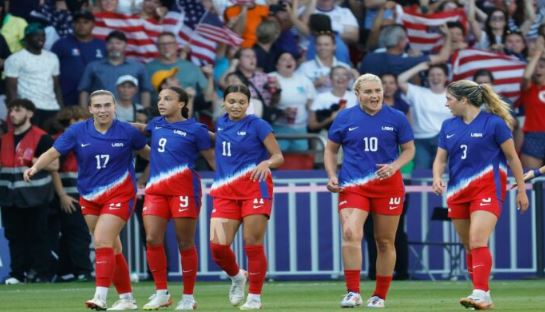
left=0, top=0, right=543, bottom=310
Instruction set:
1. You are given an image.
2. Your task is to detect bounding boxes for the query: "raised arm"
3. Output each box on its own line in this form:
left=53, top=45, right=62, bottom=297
left=429, top=25, right=452, bottom=64
left=522, top=37, right=544, bottom=90
left=397, top=61, right=429, bottom=94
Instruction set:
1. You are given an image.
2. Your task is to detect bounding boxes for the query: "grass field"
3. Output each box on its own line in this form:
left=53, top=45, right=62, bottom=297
left=1, top=280, right=544, bottom=311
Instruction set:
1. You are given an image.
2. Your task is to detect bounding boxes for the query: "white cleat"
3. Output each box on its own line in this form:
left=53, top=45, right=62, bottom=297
left=107, top=298, right=138, bottom=310
left=460, top=289, right=494, bottom=310
left=340, top=292, right=363, bottom=308
left=239, top=297, right=262, bottom=310
left=366, top=295, right=385, bottom=308
left=85, top=296, right=108, bottom=311
left=175, top=295, right=197, bottom=310
left=229, top=269, right=248, bottom=306
left=4, top=277, right=23, bottom=285
left=143, top=292, right=172, bottom=310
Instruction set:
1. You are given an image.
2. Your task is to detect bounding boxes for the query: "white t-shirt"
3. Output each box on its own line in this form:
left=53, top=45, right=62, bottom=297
left=4, top=49, right=61, bottom=111
left=116, top=102, right=143, bottom=122
left=269, top=72, right=316, bottom=128
left=311, top=90, right=357, bottom=111
left=405, top=84, right=452, bottom=139
left=296, top=57, right=351, bottom=94
left=314, top=6, right=358, bottom=35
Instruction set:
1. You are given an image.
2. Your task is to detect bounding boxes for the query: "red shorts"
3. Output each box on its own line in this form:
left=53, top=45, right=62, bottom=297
left=79, top=197, right=135, bottom=221
left=143, top=193, right=200, bottom=219
left=448, top=196, right=502, bottom=219
left=212, top=197, right=272, bottom=220
left=338, top=192, right=404, bottom=216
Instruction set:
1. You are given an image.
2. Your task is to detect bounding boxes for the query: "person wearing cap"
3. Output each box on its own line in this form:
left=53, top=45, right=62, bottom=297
left=115, top=75, right=143, bottom=122
left=310, top=0, right=359, bottom=44
left=151, top=67, right=180, bottom=92
left=52, top=10, right=107, bottom=107
left=78, top=30, right=152, bottom=108
left=4, top=22, right=64, bottom=128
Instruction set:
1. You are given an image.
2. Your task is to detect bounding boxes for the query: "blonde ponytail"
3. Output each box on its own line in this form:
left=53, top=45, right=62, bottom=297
left=479, top=84, right=514, bottom=130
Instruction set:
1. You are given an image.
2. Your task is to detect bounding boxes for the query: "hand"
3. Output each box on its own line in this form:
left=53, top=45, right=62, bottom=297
left=440, top=24, right=450, bottom=37
left=201, top=64, right=214, bottom=77
left=59, top=194, right=78, bottom=214
left=432, top=177, right=446, bottom=195
left=375, top=163, right=397, bottom=180
left=490, top=43, right=504, bottom=52
left=185, top=87, right=196, bottom=100
left=511, top=170, right=537, bottom=189
left=516, top=191, right=529, bottom=213
left=250, top=161, right=271, bottom=182
left=23, top=167, right=37, bottom=182
left=327, top=176, right=342, bottom=193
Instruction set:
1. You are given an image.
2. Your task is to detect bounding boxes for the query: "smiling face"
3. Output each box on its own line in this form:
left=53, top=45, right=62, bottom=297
left=428, top=66, right=448, bottom=88
left=224, top=91, right=250, bottom=121
left=89, top=94, right=115, bottom=126
left=356, top=80, right=383, bottom=114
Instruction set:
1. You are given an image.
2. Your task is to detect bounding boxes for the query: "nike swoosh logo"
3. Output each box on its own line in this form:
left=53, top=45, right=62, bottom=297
left=446, top=134, right=455, bottom=139
left=388, top=206, right=399, bottom=210
left=348, top=127, right=358, bottom=131
left=81, top=143, right=90, bottom=147
left=479, top=203, right=491, bottom=206
left=253, top=205, right=263, bottom=209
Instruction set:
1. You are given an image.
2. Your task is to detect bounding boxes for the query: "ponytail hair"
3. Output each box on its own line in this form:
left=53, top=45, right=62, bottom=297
left=447, top=80, right=514, bottom=129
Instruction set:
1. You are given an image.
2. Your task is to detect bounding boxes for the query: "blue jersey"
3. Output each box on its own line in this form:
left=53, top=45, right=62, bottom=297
left=53, top=119, right=146, bottom=202
left=145, top=117, right=211, bottom=196
left=438, top=111, right=512, bottom=203
left=210, top=114, right=273, bottom=199
left=328, top=105, right=413, bottom=190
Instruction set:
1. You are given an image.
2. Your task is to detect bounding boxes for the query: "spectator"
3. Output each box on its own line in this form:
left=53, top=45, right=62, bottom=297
left=0, top=1, right=27, bottom=53
left=214, top=72, right=263, bottom=119
left=30, top=0, right=74, bottom=44
left=305, top=13, right=351, bottom=65
left=0, top=99, right=58, bottom=284
left=115, top=75, right=143, bottom=122
left=224, top=0, right=269, bottom=48
left=470, top=7, right=509, bottom=52
left=5, top=23, right=63, bottom=128
left=504, top=30, right=528, bottom=61
left=398, top=62, right=452, bottom=169
left=151, top=67, right=198, bottom=118
left=51, top=10, right=106, bottom=106
left=312, top=0, right=358, bottom=44
left=6, top=0, right=40, bottom=22
left=308, top=65, right=356, bottom=134
left=446, top=21, right=468, bottom=53
left=359, top=24, right=451, bottom=77
left=270, top=0, right=303, bottom=59
left=269, top=51, right=316, bottom=152
left=381, top=73, right=410, bottom=117
left=78, top=30, right=152, bottom=107
left=297, top=31, right=352, bottom=93
left=252, top=18, right=281, bottom=73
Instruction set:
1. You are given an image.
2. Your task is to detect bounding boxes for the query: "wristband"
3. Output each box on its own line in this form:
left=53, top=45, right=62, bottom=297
left=533, top=168, right=542, bottom=177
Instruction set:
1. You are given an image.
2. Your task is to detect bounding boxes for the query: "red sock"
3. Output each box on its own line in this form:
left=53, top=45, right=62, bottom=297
left=180, top=247, right=198, bottom=295
left=146, top=244, right=168, bottom=290
left=373, top=275, right=393, bottom=299
left=344, top=270, right=360, bottom=293
left=466, top=251, right=474, bottom=282
left=471, top=247, right=492, bottom=291
left=112, top=253, right=132, bottom=294
left=245, top=245, right=267, bottom=294
left=95, top=247, right=115, bottom=287
left=210, top=243, right=240, bottom=277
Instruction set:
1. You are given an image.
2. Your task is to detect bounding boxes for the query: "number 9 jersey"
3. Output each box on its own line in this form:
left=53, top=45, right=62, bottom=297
left=210, top=114, right=273, bottom=200
left=438, top=111, right=512, bottom=206
left=53, top=119, right=147, bottom=203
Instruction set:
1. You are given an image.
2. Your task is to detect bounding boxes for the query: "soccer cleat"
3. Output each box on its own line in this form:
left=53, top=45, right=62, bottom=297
left=4, top=277, right=23, bottom=285
left=175, top=295, right=197, bottom=310
left=460, top=289, right=494, bottom=310
left=107, top=298, right=138, bottom=310
left=340, top=292, right=363, bottom=308
left=85, top=296, right=108, bottom=311
left=366, top=295, right=385, bottom=308
left=143, top=292, right=172, bottom=310
left=229, top=269, right=248, bottom=306
left=239, top=296, right=262, bottom=310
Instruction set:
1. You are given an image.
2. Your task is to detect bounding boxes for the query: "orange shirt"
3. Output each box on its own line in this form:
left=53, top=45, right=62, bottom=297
left=224, top=4, right=269, bottom=48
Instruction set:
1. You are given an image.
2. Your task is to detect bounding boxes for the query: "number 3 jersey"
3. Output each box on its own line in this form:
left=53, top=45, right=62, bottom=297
left=210, top=114, right=273, bottom=200
left=144, top=117, right=211, bottom=196
left=438, top=111, right=512, bottom=204
left=328, top=105, right=414, bottom=194
left=53, top=119, right=147, bottom=203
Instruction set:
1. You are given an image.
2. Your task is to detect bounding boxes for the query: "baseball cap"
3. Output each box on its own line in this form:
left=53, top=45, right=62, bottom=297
left=116, top=75, right=139, bottom=87
left=24, top=23, right=45, bottom=38
left=151, top=67, right=178, bottom=91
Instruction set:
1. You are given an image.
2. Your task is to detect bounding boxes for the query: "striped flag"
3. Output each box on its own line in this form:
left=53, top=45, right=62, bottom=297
left=401, top=6, right=466, bottom=52
left=93, top=11, right=161, bottom=62
left=451, top=49, right=526, bottom=102
left=162, top=0, right=218, bottom=65
left=195, top=11, right=243, bottom=46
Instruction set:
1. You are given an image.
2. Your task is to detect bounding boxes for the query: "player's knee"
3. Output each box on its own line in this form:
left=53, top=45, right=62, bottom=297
left=375, top=237, right=394, bottom=253
left=145, top=233, right=163, bottom=246
left=177, top=239, right=194, bottom=250
left=243, top=236, right=263, bottom=246
left=342, top=227, right=362, bottom=243
left=94, top=238, right=115, bottom=249
left=468, top=237, right=487, bottom=250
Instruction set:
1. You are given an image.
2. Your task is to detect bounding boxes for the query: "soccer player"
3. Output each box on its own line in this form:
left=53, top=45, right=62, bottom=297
left=24, top=90, right=150, bottom=311
left=209, top=84, right=283, bottom=310
left=324, top=73, right=415, bottom=308
left=137, top=87, right=215, bottom=310
left=432, top=80, right=529, bottom=310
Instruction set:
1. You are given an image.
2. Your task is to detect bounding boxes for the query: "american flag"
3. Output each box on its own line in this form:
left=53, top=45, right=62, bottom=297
left=162, top=0, right=218, bottom=65
left=401, top=6, right=466, bottom=52
left=195, top=11, right=243, bottom=46
left=451, top=49, right=526, bottom=102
